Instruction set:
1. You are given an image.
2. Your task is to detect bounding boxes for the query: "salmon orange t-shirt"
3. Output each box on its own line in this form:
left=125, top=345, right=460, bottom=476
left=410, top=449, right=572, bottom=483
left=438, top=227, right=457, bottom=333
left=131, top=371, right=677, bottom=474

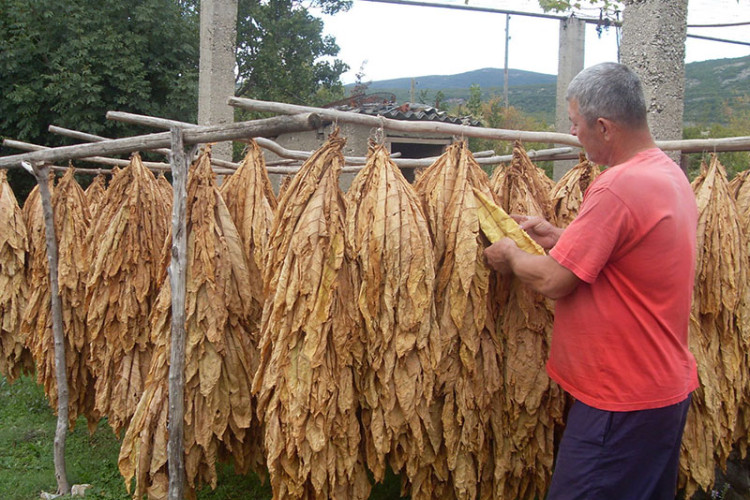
left=548, top=148, right=699, bottom=412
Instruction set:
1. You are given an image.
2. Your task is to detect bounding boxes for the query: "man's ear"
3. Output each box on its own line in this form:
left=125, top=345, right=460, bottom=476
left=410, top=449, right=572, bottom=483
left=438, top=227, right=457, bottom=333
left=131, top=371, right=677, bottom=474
left=597, top=117, right=614, bottom=140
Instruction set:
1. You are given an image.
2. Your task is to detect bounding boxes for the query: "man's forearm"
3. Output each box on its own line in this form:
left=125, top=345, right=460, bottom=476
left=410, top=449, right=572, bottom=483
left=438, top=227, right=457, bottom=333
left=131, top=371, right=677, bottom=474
left=506, top=246, right=580, bottom=299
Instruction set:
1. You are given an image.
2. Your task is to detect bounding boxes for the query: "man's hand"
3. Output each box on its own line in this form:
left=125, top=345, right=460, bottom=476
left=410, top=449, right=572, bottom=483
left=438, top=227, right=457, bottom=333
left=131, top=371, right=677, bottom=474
left=512, top=215, right=562, bottom=251
left=483, top=237, right=519, bottom=275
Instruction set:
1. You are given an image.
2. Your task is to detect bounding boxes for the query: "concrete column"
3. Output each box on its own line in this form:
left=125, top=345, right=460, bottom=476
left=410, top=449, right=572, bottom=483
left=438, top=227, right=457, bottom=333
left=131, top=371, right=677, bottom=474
left=553, top=15, right=585, bottom=181
left=199, top=0, right=238, bottom=162
left=620, top=0, right=688, bottom=164
left=552, top=16, right=586, bottom=181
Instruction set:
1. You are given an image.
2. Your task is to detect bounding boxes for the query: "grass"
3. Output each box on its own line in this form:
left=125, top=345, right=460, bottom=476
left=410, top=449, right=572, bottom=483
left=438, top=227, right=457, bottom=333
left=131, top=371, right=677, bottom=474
left=0, top=375, right=405, bottom=500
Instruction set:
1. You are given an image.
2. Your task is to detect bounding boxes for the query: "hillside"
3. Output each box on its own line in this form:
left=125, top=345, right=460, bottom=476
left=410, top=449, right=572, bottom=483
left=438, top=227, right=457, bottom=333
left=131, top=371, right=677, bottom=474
left=347, top=56, right=750, bottom=126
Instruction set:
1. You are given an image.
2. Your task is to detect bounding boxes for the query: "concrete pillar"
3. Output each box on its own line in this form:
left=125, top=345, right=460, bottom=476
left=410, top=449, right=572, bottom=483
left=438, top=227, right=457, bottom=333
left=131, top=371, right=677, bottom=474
left=620, top=0, right=688, bottom=164
left=554, top=15, right=586, bottom=181
left=199, top=0, right=238, bottom=162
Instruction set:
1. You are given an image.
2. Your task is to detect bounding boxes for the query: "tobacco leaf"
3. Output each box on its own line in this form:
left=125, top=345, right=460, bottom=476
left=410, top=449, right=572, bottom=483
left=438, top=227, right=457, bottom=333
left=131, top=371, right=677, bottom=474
left=85, top=154, right=170, bottom=436
left=85, top=173, right=108, bottom=218
left=21, top=168, right=98, bottom=429
left=413, top=141, right=504, bottom=500
left=490, top=141, right=556, bottom=225
left=345, top=141, right=437, bottom=495
left=550, top=153, right=601, bottom=228
left=680, top=156, right=750, bottom=497
left=253, top=130, right=370, bottom=499
left=0, top=169, right=33, bottom=381
left=119, top=147, right=259, bottom=499
left=489, top=141, right=564, bottom=500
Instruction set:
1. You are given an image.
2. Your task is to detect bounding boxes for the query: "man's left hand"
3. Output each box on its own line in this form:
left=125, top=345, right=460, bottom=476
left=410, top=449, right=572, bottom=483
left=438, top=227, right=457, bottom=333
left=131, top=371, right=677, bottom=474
left=483, top=237, right=519, bottom=275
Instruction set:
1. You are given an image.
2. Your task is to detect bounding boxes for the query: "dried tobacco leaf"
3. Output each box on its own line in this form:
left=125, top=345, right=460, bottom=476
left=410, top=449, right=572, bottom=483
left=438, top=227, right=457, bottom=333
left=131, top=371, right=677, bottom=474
left=473, top=189, right=544, bottom=254
left=489, top=142, right=563, bottom=500
left=253, top=130, right=370, bottom=499
left=0, top=169, right=33, bottom=381
left=84, top=173, right=107, bottom=219
left=680, top=156, right=750, bottom=497
left=156, top=173, right=174, bottom=210
left=85, top=154, right=170, bottom=436
left=218, top=139, right=277, bottom=475
left=220, top=139, right=277, bottom=333
left=413, top=141, right=504, bottom=500
left=550, top=153, right=601, bottom=227
left=21, top=168, right=98, bottom=429
left=277, top=174, right=294, bottom=200
left=119, top=147, right=260, bottom=499
left=728, top=168, right=750, bottom=227
left=345, top=142, right=437, bottom=495
left=490, top=141, right=556, bottom=225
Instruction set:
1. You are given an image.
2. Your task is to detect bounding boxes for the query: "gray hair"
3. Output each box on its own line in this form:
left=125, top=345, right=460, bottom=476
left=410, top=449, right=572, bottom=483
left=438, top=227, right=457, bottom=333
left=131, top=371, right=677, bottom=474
left=565, top=62, right=648, bottom=128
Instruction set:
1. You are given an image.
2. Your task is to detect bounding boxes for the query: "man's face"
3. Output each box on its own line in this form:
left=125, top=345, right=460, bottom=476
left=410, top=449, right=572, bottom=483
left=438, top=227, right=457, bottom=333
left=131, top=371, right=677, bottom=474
left=568, top=99, right=604, bottom=164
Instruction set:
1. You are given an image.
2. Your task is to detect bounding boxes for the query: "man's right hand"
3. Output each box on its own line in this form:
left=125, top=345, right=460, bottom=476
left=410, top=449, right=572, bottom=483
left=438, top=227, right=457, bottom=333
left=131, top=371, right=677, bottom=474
left=511, top=215, right=562, bottom=251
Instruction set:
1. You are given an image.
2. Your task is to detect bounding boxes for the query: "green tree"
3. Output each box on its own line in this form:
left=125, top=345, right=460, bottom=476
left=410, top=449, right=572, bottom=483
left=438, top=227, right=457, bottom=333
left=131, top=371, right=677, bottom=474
left=1, top=0, right=352, bottom=201
left=464, top=95, right=555, bottom=177
left=0, top=0, right=200, bottom=144
left=0, top=0, right=200, bottom=202
left=467, top=84, right=483, bottom=118
left=235, top=0, right=350, bottom=106
left=683, top=96, right=750, bottom=180
left=538, top=0, right=622, bottom=13
left=434, top=90, right=445, bottom=110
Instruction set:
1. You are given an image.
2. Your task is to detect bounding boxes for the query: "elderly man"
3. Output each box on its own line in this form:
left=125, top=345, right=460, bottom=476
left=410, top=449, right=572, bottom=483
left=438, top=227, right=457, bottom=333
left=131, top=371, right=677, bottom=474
left=484, top=62, right=698, bottom=499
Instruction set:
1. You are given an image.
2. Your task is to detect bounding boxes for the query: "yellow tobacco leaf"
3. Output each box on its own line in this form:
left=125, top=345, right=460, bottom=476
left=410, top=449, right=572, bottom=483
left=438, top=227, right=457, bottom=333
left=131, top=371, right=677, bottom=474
left=0, top=169, right=32, bottom=382
left=550, top=153, right=601, bottom=228
left=473, top=188, right=544, bottom=255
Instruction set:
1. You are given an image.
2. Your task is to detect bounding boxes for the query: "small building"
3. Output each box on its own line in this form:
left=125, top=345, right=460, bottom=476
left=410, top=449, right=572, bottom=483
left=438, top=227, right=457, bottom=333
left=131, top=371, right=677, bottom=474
left=263, top=94, right=480, bottom=191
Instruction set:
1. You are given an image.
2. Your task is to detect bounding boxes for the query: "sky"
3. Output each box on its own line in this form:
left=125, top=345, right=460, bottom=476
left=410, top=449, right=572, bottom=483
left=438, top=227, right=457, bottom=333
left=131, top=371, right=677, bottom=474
left=313, top=0, right=750, bottom=85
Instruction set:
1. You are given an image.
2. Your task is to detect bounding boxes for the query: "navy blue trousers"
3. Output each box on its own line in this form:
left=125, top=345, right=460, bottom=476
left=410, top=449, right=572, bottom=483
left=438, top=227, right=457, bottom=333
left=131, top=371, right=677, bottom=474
left=546, top=395, right=691, bottom=500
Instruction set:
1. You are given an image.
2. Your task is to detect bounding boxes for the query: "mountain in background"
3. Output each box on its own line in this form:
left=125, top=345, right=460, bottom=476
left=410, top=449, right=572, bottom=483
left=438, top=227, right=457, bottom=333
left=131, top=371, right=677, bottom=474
left=346, top=55, right=750, bottom=126
left=363, top=67, right=556, bottom=90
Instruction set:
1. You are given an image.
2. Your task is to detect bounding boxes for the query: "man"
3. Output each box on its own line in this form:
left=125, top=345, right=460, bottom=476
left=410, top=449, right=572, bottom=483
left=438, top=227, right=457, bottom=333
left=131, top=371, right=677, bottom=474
left=484, top=62, right=698, bottom=499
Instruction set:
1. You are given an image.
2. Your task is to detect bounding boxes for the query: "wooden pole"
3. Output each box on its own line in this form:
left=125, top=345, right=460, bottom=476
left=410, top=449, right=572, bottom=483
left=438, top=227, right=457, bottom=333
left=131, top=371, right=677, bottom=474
left=504, top=14, right=510, bottom=110
left=228, top=97, right=750, bottom=154
left=0, top=113, right=321, bottom=169
left=167, top=127, right=188, bottom=500
left=48, top=125, right=173, bottom=157
left=4, top=138, right=171, bottom=170
left=105, top=110, right=580, bottom=167
left=23, top=162, right=71, bottom=495
left=228, top=96, right=581, bottom=146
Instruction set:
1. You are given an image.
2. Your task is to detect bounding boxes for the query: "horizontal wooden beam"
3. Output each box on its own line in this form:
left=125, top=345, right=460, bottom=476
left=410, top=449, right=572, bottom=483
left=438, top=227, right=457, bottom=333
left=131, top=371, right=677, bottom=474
left=3, top=138, right=171, bottom=170
left=228, top=97, right=750, bottom=155
left=228, top=96, right=582, bottom=147
left=0, top=113, right=321, bottom=169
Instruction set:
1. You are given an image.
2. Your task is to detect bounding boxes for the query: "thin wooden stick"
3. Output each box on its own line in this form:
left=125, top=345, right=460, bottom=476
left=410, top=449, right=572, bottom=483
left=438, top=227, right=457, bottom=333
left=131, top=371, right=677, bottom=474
left=48, top=125, right=172, bottom=157
left=4, top=138, right=170, bottom=170
left=105, top=110, right=577, bottom=167
left=228, top=97, right=750, bottom=154
left=167, top=127, right=188, bottom=500
left=0, top=113, right=321, bottom=169
left=23, top=162, right=71, bottom=495
left=228, top=96, right=580, bottom=146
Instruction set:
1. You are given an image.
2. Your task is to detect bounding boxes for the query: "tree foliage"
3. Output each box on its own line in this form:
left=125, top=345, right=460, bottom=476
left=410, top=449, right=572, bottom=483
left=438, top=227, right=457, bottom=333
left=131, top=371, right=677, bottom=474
left=537, top=0, right=622, bottom=13
left=0, top=0, right=200, bottom=203
left=235, top=0, right=350, bottom=105
left=1, top=0, right=352, bottom=200
left=684, top=96, right=750, bottom=180
left=0, top=0, right=200, bottom=145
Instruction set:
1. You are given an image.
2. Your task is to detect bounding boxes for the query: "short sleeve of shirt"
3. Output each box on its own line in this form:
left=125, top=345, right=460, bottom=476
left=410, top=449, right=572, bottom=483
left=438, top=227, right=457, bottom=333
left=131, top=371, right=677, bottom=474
left=550, top=186, right=631, bottom=284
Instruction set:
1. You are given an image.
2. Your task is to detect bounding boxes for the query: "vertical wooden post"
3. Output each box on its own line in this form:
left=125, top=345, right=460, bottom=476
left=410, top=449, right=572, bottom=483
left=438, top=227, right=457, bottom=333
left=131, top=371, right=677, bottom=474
left=26, top=162, right=70, bottom=495
left=167, top=128, right=188, bottom=500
